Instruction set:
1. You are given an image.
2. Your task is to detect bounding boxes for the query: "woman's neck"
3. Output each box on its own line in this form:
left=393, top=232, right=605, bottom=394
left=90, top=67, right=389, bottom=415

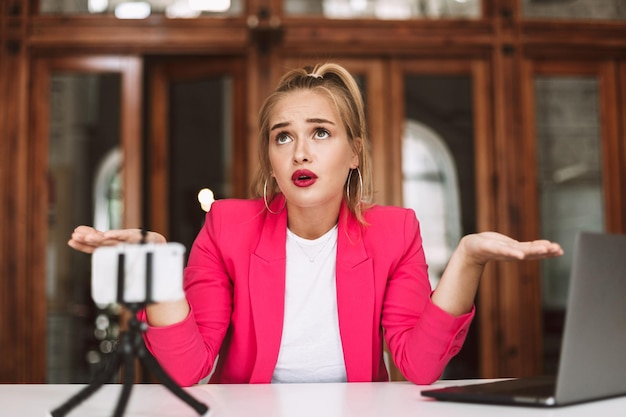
left=286, top=202, right=341, bottom=240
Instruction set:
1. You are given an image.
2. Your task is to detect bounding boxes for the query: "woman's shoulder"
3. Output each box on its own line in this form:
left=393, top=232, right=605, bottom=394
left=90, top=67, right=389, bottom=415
left=200, top=198, right=268, bottom=242
left=356, top=205, right=421, bottom=252
left=363, top=204, right=417, bottom=223
left=210, top=198, right=264, bottom=212
left=206, top=198, right=267, bottom=225
left=360, top=204, right=420, bottom=235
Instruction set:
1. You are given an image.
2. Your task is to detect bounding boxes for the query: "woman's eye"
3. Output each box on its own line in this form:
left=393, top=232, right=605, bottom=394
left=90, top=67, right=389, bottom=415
left=314, top=129, right=330, bottom=140
left=275, top=133, right=292, bottom=144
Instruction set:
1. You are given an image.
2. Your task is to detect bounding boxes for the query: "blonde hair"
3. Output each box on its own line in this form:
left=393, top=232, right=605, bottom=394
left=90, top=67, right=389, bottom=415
left=252, top=63, right=373, bottom=224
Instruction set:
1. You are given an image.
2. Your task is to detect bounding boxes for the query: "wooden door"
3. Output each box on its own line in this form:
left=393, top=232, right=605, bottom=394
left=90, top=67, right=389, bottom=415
left=146, top=57, right=248, bottom=252
left=26, top=56, right=142, bottom=382
left=520, top=58, right=626, bottom=375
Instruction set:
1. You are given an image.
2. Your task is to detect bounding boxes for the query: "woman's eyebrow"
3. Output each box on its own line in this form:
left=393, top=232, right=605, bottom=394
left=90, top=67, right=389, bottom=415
left=270, top=121, right=290, bottom=131
left=307, top=118, right=335, bottom=125
left=270, top=118, right=335, bottom=131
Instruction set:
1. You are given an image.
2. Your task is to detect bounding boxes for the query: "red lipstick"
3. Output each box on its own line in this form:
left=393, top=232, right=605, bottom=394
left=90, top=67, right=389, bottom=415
left=291, top=169, right=318, bottom=187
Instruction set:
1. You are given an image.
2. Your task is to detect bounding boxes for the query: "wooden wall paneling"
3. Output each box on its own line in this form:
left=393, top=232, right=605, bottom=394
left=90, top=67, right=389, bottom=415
left=616, top=59, right=626, bottom=233
left=517, top=55, right=544, bottom=378
left=279, top=19, right=494, bottom=57
left=121, top=57, right=143, bottom=229
left=513, top=47, right=543, bottom=380
left=476, top=0, right=547, bottom=379
left=29, top=18, right=249, bottom=55
left=232, top=60, right=249, bottom=198
left=481, top=0, right=498, bottom=19
left=378, top=59, right=395, bottom=207
left=482, top=42, right=516, bottom=377
left=0, top=0, right=44, bottom=383
left=472, top=59, right=495, bottom=236
left=28, top=58, right=51, bottom=384
left=481, top=16, right=545, bottom=377
left=246, top=50, right=263, bottom=191
left=0, top=0, right=8, bottom=383
left=149, top=64, right=170, bottom=235
left=598, top=61, right=624, bottom=233
left=522, top=21, right=626, bottom=56
left=387, top=60, right=404, bottom=208
left=246, top=41, right=282, bottom=191
left=470, top=58, right=501, bottom=378
left=383, top=53, right=403, bottom=380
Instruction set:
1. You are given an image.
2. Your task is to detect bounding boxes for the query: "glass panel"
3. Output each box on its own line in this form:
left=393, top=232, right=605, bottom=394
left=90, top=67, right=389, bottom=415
left=167, top=76, right=233, bottom=253
left=402, top=74, right=476, bottom=378
left=284, top=0, right=481, bottom=19
left=47, top=73, right=122, bottom=382
left=522, top=0, right=626, bottom=21
left=39, top=0, right=243, bottom=17
left=534, top=76, right=604, bottom=374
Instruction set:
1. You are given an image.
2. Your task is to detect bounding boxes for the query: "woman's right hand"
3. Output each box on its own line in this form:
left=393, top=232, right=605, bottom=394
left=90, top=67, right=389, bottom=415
left=68, top=226, right=166, bottom=254
left=69, top=226, right=188, bottom=326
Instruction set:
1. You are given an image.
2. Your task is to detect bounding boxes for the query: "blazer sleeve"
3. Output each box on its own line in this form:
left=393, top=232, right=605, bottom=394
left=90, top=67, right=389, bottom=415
left=141, top=204, right=233, bottom=386
left=381, top=209, right=474, bottom=385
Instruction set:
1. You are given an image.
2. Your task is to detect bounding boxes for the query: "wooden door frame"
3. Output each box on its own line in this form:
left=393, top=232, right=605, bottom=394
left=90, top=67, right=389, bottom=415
left=388, top=58, right=510, bottom=378
left=520, top=59, right=624, bottom=235
left=31, top=55, right=143, bottom=227
left=25, top=55, right=142, bottom=381
left=147, top=57, right=247, bottom=237
left=620, top=63, right=626, bottom=225
left=516, top=58, right=626, bottom=378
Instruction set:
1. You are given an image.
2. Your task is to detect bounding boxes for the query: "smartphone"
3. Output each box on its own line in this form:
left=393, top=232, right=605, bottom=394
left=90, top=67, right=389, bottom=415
left=91, top=242, right=186, bottom=305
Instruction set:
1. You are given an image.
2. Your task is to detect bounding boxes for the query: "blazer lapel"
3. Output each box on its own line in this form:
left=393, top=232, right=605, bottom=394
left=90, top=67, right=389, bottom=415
left=249, top=195, right=288, bottom=383
left=336, top=204, right=376, bottom=381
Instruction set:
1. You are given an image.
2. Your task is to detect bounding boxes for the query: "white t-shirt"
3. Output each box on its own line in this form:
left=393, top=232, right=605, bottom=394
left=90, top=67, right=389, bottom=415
left=271, top=225, right=347, bottom=383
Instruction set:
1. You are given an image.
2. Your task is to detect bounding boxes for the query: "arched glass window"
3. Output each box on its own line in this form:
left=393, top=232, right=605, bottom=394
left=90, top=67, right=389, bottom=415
left=402, top=119, right=462, bottom=289
left=93, top=147, right=123, bottom=232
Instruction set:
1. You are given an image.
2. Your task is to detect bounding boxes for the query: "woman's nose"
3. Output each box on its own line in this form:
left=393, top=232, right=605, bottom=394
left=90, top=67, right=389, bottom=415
left=293, top=138, right=310, bottom=163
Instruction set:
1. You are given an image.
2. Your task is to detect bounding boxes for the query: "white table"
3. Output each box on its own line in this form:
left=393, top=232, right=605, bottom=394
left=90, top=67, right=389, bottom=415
left=2, top=381, right=625, bottom=417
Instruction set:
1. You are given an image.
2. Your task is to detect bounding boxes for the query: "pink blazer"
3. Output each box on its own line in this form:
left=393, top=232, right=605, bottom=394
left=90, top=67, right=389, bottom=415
left=143, top=196, right=473, bottom=386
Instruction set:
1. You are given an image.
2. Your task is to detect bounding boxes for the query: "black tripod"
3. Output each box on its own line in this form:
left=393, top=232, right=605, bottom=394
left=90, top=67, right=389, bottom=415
left=50, top=250, right=209, bottom=417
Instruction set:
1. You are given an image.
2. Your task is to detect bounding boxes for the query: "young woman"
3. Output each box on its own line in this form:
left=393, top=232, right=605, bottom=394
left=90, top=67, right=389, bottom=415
left=69, top=63, right=562, bottom=386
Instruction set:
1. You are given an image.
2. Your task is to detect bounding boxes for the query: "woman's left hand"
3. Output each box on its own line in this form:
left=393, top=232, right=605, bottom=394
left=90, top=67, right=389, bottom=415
left=433, top=232, right=563, bottom=316
left=457, top=231, right=563, bottom=267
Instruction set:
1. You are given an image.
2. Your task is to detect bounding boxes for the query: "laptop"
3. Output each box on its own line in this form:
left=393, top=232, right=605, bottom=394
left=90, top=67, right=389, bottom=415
left=421, top=231, right=626, bottom=407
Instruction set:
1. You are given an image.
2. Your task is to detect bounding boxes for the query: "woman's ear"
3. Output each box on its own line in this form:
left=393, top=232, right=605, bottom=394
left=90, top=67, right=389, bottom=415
left=351, top=137, right=362, bottom=168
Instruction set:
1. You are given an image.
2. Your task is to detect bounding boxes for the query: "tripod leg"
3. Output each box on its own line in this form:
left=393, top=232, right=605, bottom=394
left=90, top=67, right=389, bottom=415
left=49, top=352, right=122, bottom=417
left=138, top=347, right=209, bottom=416
left=112, top=343, right=136, bottom=417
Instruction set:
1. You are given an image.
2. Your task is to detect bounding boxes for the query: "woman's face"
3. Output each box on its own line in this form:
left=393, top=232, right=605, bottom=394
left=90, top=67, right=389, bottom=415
left=268, top=90, right=359, bottom=213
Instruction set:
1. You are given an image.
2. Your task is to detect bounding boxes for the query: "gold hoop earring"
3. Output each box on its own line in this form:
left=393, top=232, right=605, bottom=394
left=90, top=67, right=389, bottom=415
left=346, top=168, right=363, bottom=203
left=263, top=177, right=285, bottom=214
